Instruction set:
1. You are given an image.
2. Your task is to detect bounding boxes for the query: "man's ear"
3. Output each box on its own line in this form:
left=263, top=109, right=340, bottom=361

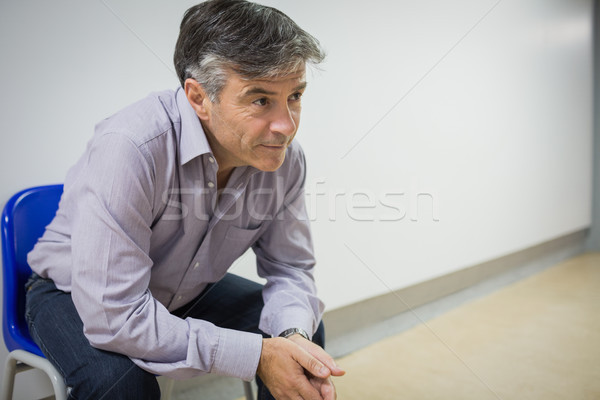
left=184, top=78, right=212, bottom=121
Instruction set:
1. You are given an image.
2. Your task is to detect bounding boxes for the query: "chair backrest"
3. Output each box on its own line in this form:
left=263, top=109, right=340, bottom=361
left=2, top=185, right=63, bottom=356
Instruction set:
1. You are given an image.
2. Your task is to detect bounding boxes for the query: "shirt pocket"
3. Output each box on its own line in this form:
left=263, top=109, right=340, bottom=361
left=213, top=224, right=263, bottom=272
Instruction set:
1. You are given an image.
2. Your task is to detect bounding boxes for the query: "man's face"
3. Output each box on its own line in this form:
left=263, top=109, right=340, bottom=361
left=201, top=67, right=307, bottom=173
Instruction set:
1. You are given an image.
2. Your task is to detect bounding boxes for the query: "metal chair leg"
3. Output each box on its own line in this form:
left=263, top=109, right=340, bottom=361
left=1, top=350, right=67, bottom=400
left=161, top=377, right=175, bottom=400
left=243, top=380, right=254, bottom=400
left=1, top=355, right=18, bottom=400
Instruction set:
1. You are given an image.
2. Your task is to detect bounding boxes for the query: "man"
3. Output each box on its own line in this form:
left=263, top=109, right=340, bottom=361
left=24, top=0, right=344, bottom=399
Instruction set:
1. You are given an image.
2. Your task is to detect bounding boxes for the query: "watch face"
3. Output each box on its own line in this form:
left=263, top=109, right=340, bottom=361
left=280, top=328, right=310, bottom=340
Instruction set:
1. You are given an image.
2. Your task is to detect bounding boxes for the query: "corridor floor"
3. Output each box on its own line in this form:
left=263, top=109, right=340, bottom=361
left=332, top=252, right=600, bottom=399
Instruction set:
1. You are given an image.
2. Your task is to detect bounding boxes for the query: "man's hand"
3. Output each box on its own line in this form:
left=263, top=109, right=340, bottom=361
left=257, top=336, right=345, bottom=400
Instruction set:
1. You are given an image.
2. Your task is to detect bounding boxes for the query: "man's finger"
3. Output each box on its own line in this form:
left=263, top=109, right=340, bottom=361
left=294, top=350, right=330, bottom=379
left=288, top=335, right=346, bottom=377
left=297, top=376, right=326, bottom=400
left=311, top=347, right=345, bottom=377
left=321, top=378, right=336, bottom=400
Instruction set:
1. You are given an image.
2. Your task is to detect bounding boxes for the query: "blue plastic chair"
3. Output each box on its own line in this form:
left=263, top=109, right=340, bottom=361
left=1, top=184, right=67, bottom=400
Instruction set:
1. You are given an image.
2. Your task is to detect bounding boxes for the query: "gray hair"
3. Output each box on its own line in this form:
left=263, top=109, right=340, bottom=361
left=174, top=0, right=325, bottom=102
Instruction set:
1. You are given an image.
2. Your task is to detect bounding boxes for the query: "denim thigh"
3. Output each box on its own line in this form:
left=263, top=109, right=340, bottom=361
left=25, top=274, right=160, bottom=400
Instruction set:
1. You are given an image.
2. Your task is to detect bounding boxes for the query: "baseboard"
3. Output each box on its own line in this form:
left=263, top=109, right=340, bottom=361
left=323, top=229, right=589, bottom=358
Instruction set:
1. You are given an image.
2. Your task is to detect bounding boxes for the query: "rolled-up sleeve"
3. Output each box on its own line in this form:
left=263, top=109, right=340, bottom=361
left=69, top=132, right=262, bottom=380
left=254, top=146, right=325, bottom=339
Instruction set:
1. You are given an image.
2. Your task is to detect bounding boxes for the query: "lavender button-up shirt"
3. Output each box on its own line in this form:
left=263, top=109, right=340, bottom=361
left=27, top=87, right=324, bottom=381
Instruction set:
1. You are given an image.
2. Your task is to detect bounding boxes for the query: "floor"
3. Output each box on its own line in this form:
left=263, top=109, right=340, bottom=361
left=330, top=252, right=600, bottom=400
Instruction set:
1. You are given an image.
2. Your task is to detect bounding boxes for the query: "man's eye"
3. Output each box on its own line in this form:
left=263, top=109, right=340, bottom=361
left=253, top=98, right=268, bottom=106
left=289, top=92, right=303, bottom=101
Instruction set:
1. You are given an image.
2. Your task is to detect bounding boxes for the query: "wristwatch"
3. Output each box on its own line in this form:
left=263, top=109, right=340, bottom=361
left=279, top=327, right=310, bottom=341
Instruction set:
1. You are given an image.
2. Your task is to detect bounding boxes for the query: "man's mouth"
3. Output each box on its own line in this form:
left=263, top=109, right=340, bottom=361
left=259, top=143, right=287, bottom=150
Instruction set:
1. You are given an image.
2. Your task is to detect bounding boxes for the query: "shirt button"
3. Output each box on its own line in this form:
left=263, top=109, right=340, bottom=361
left=207, top=181, right=215, bottom=188
left=208, top=156, right=215, bottom=164
left=194, top=262, right=199, bottom=269
left=177, top=295, right=183, bottom=301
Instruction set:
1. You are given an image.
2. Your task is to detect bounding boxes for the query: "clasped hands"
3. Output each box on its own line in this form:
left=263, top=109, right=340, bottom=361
left=257, top=333, right=346, bottom=400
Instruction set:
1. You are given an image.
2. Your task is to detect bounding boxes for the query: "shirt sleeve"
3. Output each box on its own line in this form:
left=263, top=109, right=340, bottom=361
left=69, top=132, right=262, bottom=381
left=253, top=144, right=325, bottom=339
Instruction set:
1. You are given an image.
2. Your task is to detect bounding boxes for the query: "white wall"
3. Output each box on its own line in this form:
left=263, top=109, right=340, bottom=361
left=0, top=0, right=593, bottom=397
left=237, top=0, right=594, bottom=308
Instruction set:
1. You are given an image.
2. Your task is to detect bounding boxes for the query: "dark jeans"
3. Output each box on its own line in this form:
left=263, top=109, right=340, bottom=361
left=25, top=273, right=325, bottom=400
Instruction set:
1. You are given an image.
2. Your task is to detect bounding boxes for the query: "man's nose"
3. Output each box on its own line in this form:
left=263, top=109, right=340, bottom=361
left=270, top=104, right=297, bottom=137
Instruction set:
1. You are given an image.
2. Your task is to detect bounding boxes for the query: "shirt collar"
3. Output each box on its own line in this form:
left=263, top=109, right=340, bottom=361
left=176, top=87, right=212, bottom=165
